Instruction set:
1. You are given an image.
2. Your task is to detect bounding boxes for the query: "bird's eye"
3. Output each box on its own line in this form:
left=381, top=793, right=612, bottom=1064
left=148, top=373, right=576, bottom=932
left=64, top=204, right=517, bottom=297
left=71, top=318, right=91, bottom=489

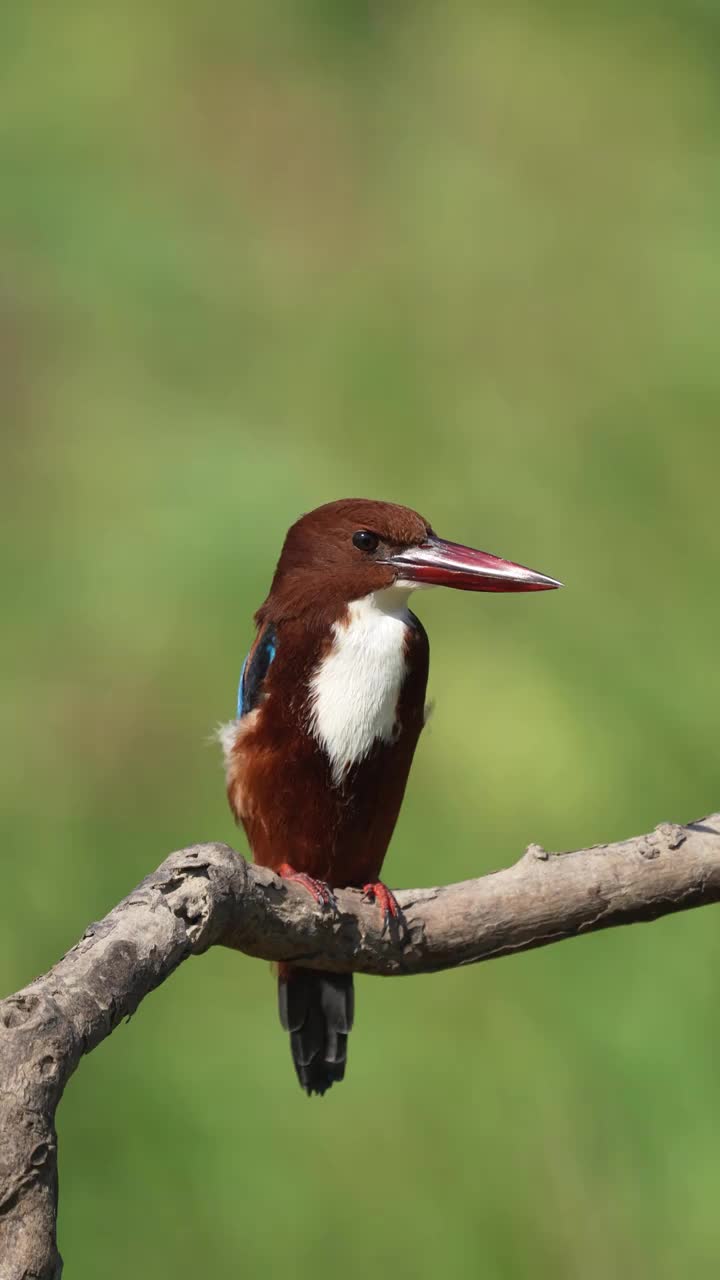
left=352, top=530, right=379, bottom=553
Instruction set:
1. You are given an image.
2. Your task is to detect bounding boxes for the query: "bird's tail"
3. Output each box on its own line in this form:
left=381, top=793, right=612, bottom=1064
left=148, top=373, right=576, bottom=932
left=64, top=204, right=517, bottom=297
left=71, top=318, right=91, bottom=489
left=278, top=965, right=354, bottom=1096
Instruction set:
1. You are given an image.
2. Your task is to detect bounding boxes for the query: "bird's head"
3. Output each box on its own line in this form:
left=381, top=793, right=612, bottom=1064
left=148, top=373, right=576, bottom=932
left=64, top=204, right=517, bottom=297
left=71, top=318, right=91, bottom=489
left=258, top=498, right=561, bottom=624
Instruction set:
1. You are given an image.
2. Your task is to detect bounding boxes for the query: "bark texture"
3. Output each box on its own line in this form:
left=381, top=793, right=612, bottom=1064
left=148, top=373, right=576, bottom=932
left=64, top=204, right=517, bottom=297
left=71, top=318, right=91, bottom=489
left=2, top=813, right=719, bottom=1277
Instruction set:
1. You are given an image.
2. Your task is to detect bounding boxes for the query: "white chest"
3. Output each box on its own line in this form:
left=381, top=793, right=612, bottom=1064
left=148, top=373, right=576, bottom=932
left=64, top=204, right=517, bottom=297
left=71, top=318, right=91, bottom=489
left=308, top=589, right=411, bottom=783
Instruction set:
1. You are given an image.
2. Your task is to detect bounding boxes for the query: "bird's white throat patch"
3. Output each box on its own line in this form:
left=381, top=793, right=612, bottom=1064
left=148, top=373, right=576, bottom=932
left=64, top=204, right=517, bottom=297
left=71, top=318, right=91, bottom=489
left=308, top=588, right=411, bottom=783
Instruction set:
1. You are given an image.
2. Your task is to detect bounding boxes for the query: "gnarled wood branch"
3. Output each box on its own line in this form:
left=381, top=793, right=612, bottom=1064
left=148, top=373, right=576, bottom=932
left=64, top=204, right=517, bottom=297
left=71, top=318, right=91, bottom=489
left=2, top=812, right=720, bottom=1277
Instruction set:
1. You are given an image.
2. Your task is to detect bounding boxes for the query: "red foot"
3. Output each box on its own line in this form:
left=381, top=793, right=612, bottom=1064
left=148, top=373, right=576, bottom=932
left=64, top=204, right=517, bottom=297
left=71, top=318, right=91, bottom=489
left=278, top=863, right=337, bottom=911
left=362, top=881, right=405, bottom=933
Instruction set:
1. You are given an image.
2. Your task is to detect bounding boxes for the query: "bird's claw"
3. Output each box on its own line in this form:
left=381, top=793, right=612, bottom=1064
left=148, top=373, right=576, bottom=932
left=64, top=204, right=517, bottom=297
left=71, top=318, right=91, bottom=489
left=278, top=864, right=338, bottom=913
left=362, top=881, right=406, bottom=937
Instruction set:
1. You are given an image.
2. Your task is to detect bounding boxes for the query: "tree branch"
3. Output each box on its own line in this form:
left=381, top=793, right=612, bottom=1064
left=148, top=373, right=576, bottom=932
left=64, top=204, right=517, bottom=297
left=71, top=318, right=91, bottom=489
left=2, top=812, right=720, bottom=1277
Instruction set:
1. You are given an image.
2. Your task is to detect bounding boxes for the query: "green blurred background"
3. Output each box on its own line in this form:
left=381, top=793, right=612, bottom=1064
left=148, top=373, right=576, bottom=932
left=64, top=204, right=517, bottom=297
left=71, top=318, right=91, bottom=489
left=3, top=2, right=720, bottom=1275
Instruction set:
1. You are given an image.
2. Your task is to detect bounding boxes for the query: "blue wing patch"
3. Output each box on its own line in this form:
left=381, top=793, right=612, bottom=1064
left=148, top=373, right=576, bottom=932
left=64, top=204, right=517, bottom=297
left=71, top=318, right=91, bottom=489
left=237, top=625, right=276, bottom=717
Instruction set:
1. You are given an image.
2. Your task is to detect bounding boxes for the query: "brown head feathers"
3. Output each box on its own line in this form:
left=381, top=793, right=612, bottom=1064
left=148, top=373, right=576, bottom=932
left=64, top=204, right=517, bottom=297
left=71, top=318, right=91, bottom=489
left=257, top=499, right=431, bottom=626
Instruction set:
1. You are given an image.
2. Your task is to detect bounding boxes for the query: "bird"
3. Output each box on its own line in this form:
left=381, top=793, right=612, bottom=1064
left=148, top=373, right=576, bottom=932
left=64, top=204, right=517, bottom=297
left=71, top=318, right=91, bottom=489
left=219, top=498, right=561, bottom=1096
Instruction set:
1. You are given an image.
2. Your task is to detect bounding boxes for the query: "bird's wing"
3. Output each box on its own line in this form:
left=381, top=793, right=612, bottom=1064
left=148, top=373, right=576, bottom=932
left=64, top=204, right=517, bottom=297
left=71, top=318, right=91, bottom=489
left=237, top=623, right=277, bottom=717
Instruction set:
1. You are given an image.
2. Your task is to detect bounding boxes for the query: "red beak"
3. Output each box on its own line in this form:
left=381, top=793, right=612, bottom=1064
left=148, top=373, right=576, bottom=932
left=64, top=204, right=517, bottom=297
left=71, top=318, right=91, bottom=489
left=382, top=534, right=563, bottom=593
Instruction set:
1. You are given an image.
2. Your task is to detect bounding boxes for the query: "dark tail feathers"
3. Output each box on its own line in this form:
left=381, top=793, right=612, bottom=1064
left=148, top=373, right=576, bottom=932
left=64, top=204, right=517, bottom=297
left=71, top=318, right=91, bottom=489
left=278, top=968, right=354, bottom=1096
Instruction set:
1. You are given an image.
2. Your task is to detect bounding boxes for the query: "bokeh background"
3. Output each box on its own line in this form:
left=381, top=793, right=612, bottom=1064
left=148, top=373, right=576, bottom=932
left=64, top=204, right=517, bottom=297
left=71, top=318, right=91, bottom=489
left=3, top=2, right=720, bottom=1275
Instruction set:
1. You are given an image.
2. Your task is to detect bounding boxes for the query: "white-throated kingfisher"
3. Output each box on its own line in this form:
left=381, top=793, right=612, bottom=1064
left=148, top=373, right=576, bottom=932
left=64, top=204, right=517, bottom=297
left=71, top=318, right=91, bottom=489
left=220, top=499, right=561, bottom=1096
